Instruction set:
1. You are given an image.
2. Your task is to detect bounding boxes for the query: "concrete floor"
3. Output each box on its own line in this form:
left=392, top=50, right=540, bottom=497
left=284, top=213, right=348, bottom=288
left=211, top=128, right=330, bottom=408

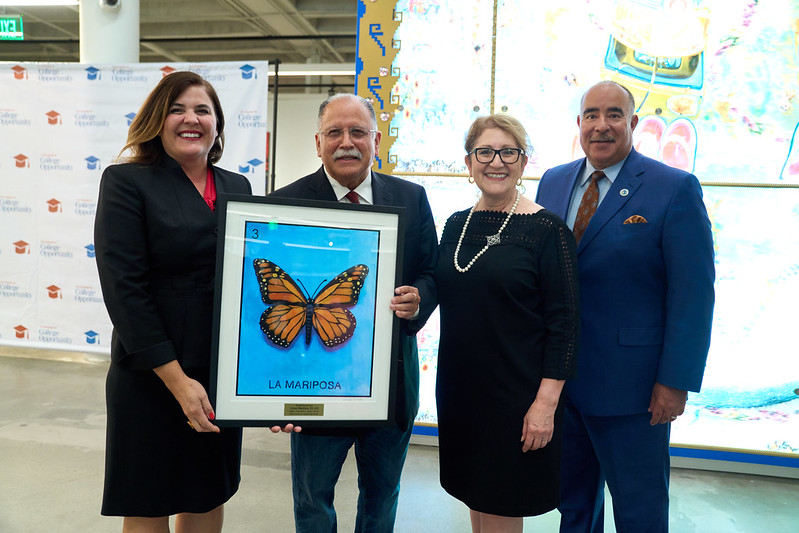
left=1, top=350, right=799, bottom=532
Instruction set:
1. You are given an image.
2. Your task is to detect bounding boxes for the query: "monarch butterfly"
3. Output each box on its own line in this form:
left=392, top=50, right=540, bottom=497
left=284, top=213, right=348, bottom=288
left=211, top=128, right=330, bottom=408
left=253, top=259, right=369, bottom=348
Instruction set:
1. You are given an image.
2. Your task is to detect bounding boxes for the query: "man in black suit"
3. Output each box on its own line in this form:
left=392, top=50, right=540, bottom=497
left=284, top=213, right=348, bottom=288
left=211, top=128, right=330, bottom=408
left=269, top=93, right=438, bottom=532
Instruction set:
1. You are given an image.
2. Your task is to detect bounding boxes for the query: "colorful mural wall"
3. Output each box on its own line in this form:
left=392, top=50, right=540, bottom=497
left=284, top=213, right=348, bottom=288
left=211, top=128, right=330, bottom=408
left=358, top=0, right=799, bottom=468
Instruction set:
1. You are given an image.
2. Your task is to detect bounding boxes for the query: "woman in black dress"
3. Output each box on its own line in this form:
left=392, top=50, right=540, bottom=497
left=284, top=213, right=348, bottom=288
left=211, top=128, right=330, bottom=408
left=435, top=115, right=579, bottom=532
left=94, top=71, right=251, bottom=532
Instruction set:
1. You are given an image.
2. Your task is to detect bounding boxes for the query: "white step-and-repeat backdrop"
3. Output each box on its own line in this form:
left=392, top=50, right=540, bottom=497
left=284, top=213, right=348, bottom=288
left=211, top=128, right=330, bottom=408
left=0, top=61, right=268, bottom=356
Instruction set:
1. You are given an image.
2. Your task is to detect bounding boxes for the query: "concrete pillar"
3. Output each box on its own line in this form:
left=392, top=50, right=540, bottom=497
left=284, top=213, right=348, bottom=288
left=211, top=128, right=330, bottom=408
left=79, top=0, right=140, bottom=63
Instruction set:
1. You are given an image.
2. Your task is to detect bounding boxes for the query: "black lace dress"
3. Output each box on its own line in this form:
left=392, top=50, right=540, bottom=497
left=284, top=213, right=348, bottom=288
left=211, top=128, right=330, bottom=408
left=435, top=208, right=579, bottom=517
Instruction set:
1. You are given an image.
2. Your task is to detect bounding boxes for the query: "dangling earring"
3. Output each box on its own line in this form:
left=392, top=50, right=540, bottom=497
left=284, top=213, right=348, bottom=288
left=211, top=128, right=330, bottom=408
left=517, top=177, right=523, bottom=186
left=468, top=175, right=475, bottom=184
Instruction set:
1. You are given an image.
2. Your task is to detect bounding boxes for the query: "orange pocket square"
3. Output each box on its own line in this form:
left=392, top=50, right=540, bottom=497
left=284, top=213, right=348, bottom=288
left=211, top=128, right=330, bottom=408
left=623, top=215, right=648, bottom=224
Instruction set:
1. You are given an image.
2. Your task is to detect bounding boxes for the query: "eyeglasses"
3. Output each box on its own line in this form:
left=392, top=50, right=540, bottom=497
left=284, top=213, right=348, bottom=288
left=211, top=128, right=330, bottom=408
left=469, top=147, right=525, bottom=164
left=318, top=127, right=377, bottom=141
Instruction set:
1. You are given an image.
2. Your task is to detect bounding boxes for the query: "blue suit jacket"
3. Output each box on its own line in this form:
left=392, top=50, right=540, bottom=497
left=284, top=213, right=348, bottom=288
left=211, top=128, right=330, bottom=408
left=536, top=149, right=715, bottom=416
left=270, top=166, right=438, bottom=429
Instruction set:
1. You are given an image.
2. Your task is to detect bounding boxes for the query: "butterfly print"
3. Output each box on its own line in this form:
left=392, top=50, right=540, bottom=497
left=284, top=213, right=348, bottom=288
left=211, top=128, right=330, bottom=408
left=253, top=259, right=369, bottom=348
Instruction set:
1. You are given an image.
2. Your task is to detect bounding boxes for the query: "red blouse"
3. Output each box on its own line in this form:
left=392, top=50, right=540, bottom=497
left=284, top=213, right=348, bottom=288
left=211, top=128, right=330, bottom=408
left=203, top=167, right=216, bottom=211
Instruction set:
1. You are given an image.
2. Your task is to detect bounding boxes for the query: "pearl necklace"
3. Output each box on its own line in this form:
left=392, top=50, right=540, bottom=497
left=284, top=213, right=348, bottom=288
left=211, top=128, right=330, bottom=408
left=454, top=190, right=520, bottom=273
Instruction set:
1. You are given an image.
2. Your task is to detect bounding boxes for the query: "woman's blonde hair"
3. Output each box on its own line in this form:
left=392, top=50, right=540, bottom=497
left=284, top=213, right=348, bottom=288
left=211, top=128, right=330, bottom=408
left=464, top=114, right=531, bottom=154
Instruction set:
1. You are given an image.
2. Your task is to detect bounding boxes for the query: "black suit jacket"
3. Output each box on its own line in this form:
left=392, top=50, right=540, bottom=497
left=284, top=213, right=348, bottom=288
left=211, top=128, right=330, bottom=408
left=270, top=166, right=438, bottom=429
left=95, top=156, right=252, bottom=371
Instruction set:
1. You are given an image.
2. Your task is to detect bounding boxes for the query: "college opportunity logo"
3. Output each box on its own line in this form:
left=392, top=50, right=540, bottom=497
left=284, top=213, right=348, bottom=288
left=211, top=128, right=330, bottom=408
left=46, top=199, right=62, bottom=213
left=85, top=156, right=101, bottom=170
left=85, top=66, right=101, bottom=80
left=240, top=64, right=257, bottom=79
left=11, top=65, right=27, bottom=80
left=13, top=240, right=30, bottom=254
left=13, top=154, right=30, bottom=168
left=239, top=158, right=264, bottom=173
left=45, top=284, right=62, bottom=299
left=84, top=330, right=99, bottom=345
left=45, top=110, right=62, bottom=125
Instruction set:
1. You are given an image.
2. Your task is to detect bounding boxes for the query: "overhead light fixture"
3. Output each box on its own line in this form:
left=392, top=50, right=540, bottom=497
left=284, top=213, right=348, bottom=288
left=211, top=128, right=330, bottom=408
left=269, top=63, right=355, bottom=77
left=0, top=1, right=79, bottom=5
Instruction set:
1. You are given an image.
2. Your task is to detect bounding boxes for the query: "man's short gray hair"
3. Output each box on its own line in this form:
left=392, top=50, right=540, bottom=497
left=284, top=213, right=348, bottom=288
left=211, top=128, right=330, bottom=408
left=317, top=93, right=377, bottom=130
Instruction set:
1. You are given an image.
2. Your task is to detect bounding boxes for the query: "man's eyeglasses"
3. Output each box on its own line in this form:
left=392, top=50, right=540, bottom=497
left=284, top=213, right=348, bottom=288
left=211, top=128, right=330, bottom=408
left=469, top=147, right=525, bottom=164
left=318, top=127, right=377, bottom=141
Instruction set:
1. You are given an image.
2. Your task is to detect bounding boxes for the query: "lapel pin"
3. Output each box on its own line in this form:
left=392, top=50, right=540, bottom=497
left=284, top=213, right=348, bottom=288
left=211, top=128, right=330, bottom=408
left=620, top=188, right=629, bottom=197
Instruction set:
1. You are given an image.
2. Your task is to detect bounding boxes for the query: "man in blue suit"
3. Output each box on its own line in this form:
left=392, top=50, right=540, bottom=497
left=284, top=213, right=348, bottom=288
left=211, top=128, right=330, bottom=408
left=269, top=93, right=438, bottom=532
left=536, top=81, right=715, bottom=532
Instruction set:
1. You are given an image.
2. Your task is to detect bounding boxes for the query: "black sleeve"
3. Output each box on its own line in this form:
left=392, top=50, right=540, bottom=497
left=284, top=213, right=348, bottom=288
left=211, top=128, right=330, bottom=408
left=94, top=165, right=177, bottom=369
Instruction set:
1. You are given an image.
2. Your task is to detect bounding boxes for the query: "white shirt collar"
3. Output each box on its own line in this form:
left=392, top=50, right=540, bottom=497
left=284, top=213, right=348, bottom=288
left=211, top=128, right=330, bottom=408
left=581, top=155, right=629, bottom=186
left=323, top=167, right=374, bottom=205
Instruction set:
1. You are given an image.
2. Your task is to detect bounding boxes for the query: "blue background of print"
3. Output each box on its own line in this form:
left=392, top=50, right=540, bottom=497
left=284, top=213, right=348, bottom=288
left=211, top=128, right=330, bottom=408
left=236, top=220, right=379, bottom=397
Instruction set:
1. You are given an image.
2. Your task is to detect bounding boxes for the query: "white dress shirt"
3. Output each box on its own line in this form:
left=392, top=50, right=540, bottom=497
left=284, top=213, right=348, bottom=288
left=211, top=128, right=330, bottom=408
left=324, top=168, right=374, bottom=205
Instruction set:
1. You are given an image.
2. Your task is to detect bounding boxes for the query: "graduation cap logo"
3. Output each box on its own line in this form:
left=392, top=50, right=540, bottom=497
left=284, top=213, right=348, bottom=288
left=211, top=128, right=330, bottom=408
left=85, top=244, right=95, bottom=258
left=14, top=154, right=29, bottom=168
left=238, top=158, right=264, bottom=173
left=85, top=66, right=101, bottom=80
left=14, top=325, right=28, bottom=339
left=46, top=285, right=62, bottom=299
left=85, top=155, right=101, bottom=170
left=14, top=240, right=30, bottom=254
left=125, top=112, right=136, bottom=126
left=84, top=330, right=99, bottom=344
left=161, top=66, right=176, bottom=77
left=239, top=64, right=257, bottom=79
left=45, top=110, right=62, bottom=125
left=46, top=198, right=62, bottom=213
left=11, top=65, right=27, bottom=80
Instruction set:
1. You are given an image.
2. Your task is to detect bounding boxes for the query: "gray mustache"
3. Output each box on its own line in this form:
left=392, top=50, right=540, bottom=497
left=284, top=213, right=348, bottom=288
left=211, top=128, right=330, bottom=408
left=334, top=148, right=362, bottom=160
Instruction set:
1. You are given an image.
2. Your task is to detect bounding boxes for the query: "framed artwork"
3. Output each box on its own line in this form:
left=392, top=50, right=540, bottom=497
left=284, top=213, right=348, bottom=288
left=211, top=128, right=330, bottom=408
left=210, top=195, right=404, bottom=427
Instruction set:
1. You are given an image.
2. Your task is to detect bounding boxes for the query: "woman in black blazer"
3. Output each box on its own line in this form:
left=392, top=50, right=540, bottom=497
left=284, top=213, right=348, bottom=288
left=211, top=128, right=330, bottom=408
left=94, top=71, right=251, bottom=532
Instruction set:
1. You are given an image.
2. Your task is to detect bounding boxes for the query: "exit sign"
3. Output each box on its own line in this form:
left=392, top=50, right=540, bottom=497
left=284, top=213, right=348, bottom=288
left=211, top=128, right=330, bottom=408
left=1, top=15, right=23, bottom=41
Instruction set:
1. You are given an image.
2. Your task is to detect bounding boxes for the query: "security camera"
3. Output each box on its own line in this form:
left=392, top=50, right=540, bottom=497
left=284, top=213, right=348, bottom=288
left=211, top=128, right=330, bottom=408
left=99, top=0, right=121, bottom=10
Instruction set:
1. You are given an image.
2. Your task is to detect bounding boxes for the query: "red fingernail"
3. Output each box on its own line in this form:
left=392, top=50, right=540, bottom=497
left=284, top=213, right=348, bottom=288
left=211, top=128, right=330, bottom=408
left=209, top=412, right=215, bottom=420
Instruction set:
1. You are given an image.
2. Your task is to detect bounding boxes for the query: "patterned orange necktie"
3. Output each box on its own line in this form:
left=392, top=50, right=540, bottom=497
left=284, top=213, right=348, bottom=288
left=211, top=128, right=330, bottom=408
left=345, top=190, right=360, bottom=204
left=572, top=171, right=605, bottom=244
